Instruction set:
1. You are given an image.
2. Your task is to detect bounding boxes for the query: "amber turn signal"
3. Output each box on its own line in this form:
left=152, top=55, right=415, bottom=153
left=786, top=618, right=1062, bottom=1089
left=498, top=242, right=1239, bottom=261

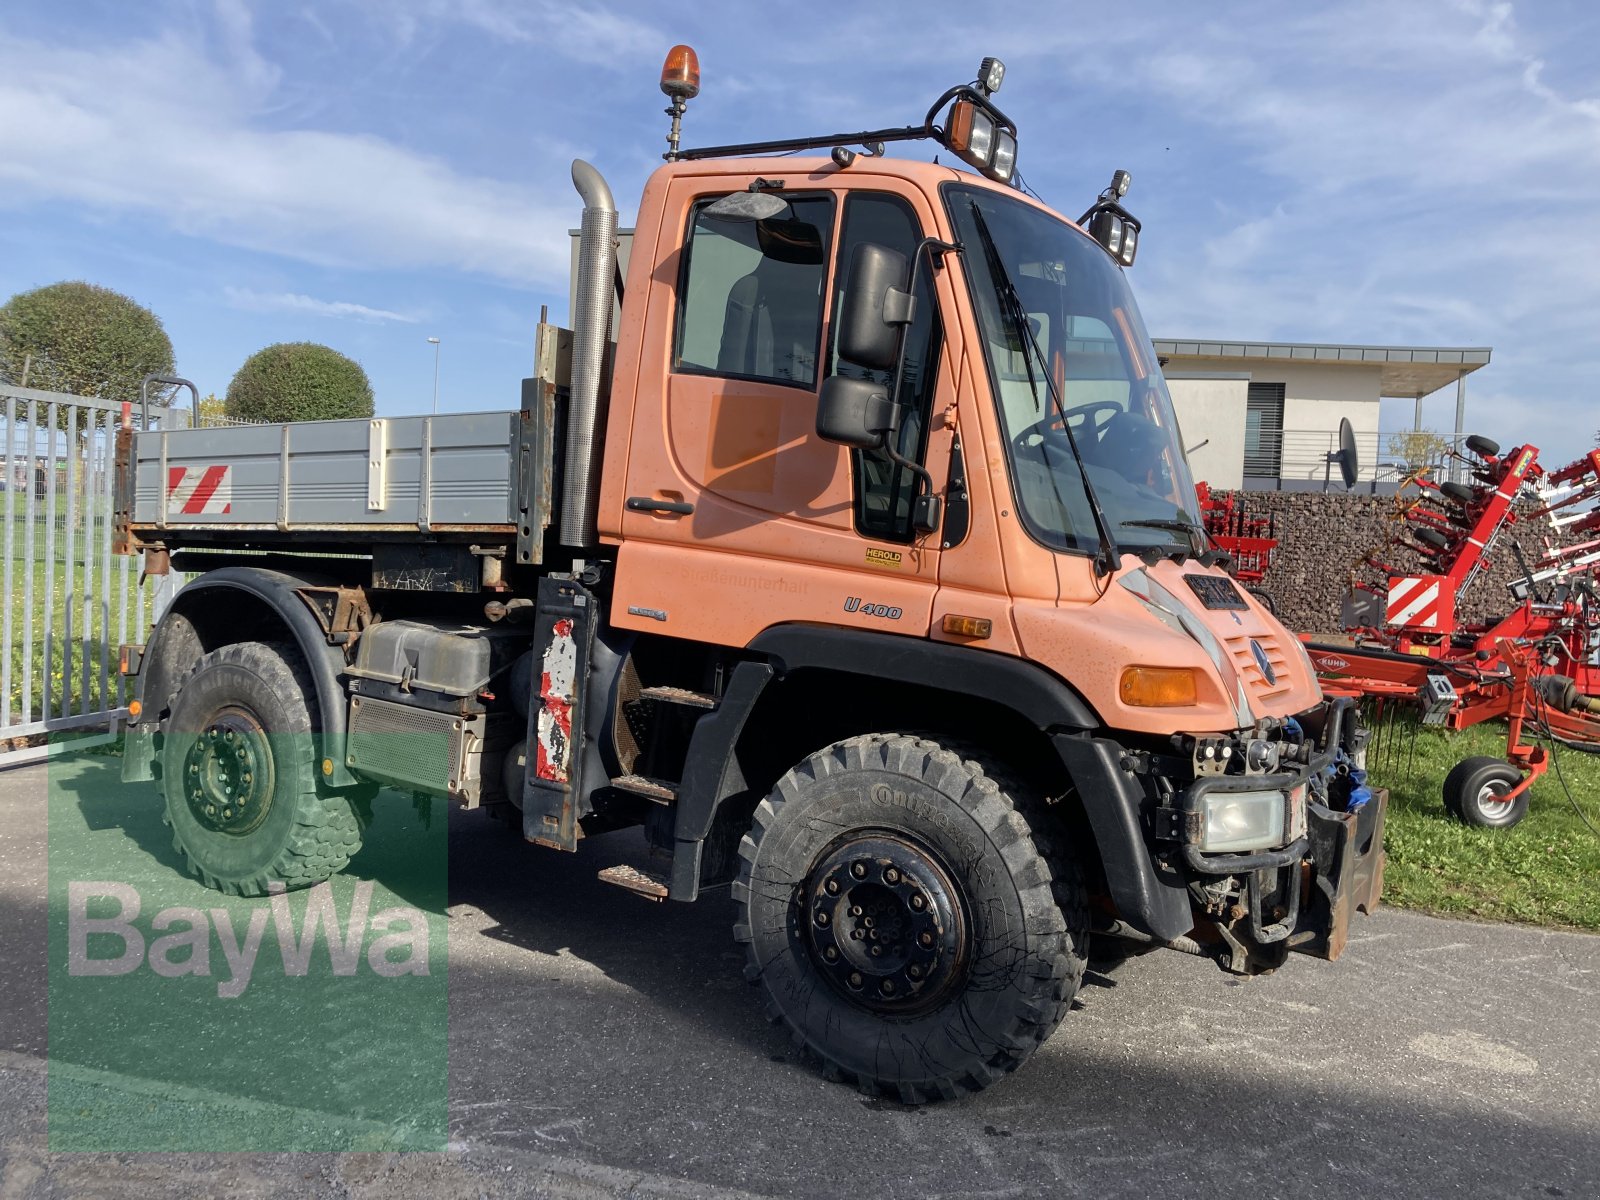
left=941, top=613, right=993, bottom=639
left=1119, top=666, right=1199, bottom=707
left=660, top=44, right=701, bottom=100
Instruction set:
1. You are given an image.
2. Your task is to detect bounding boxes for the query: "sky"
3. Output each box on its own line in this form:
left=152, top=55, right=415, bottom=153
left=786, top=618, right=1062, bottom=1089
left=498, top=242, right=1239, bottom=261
left=2, top=0, right=1598, bottom=462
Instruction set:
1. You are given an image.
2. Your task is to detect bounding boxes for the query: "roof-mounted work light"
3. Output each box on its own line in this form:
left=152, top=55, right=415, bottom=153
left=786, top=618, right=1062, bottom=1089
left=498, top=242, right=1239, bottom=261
left=1079, top=169, right=1141, bottom=267
left=942, top=59, right=1018, bottom=184
left=669, top=51, right=1021, bottom=186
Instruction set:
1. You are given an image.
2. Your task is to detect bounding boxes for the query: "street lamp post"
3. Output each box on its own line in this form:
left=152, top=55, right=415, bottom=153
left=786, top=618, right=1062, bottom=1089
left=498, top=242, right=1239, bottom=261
left=427, top=337, right=441, bottom=414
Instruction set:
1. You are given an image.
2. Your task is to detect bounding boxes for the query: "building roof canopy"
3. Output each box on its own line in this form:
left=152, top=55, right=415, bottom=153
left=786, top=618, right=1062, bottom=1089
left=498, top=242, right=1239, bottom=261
left=1152, top=339, right=1491, bottom=399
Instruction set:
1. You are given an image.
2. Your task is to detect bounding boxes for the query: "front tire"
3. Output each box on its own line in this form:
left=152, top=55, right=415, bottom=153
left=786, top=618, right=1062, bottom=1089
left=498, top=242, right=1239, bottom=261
left=1443, top=755, right=1528, bottom=828
left=732, top=734, right=1088, bottom=1103
left=161, top=641, right=362, bottom=894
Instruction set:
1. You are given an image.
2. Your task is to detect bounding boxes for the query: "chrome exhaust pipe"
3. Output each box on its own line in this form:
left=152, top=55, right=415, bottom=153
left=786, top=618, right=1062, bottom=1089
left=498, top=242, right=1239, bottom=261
left=561, top=159, right=618, bottom=548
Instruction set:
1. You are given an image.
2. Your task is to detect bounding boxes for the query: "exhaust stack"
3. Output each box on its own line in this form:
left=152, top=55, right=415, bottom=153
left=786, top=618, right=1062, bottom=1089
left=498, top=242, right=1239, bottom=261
left=561, top=159, right=618, bottom=548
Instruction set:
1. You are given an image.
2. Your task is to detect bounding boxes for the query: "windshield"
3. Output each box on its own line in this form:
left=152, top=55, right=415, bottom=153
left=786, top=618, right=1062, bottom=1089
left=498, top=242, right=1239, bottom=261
left=944, top=184, right=1201, bottom=558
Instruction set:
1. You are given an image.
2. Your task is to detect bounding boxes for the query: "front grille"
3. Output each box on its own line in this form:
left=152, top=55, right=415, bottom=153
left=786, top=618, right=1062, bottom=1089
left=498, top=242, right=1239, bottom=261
left=1223, top=631, right=1295, bottom=702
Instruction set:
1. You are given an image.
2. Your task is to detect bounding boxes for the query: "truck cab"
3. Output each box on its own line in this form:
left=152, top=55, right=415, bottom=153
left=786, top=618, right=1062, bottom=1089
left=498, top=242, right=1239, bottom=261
left=116, top=51, right=1384, bottom=1103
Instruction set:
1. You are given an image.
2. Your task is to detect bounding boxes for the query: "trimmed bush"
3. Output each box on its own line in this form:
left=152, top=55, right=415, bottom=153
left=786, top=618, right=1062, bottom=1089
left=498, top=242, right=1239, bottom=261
left=226, top=342, right=375, bottom=423
left=0, top=281, right=175, bottom=402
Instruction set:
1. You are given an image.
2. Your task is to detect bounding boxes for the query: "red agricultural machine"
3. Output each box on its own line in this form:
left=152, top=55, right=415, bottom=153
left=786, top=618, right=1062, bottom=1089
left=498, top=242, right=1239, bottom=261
left=1302, top=435, right=1600, bottom=826
left=1196, top=481, right=1277, bottom=586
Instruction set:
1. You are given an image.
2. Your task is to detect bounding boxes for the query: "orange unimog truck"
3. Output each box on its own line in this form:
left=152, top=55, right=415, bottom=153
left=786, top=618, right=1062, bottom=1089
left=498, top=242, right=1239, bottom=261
left=114, top=51, right=1385, bottom=1101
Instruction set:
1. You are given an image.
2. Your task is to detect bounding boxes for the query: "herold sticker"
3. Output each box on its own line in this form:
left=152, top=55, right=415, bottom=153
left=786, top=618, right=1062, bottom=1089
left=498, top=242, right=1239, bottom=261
left=864, top=548, right=902, bottom=570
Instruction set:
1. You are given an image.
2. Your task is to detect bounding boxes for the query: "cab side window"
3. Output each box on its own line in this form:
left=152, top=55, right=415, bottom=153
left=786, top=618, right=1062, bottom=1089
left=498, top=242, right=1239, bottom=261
left=827, top=194, right=943, bottom=543
left=674, top=194, right=835, bottom=390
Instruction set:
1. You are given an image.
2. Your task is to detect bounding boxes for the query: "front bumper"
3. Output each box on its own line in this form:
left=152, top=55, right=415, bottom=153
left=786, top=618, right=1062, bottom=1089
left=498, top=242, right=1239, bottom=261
left=1173, top=774, right=1386, bottom=972
left=1294, top=789, right=1387, bottom=961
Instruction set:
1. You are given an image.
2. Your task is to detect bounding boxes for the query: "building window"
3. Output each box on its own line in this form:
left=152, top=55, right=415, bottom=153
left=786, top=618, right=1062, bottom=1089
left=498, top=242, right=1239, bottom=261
left=673, top=193, right=835, bottom=390
left=1244, top=382, right=1285, bottom=478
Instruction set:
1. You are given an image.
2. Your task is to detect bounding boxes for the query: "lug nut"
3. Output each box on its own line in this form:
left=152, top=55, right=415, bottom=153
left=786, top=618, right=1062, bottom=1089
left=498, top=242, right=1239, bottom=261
left=908, top=965, right=923, bottom=980
left=851, top=862, right=868, bottom=879
left=825, top=879, right=840, bottom=895
left=919, top=932, right=934, bottom=947
left=880, top=980, right=896, bottom=995
left=909, top=894, right=925, bottom=911
left=824, top=947, right=839, bottom=962
left=848, top=972, right=863, bottom=989
left=814, top=911, right=830, bottom=927
left=205, top=805, right=216, bottom=816
left=883, top=867, right=900, bottom=884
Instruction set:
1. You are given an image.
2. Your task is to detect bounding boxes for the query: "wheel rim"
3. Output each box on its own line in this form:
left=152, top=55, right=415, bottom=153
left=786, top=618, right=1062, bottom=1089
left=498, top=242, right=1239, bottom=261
left=1474, top=780, right=1515, bottom=823
left=801, top=832, right=969, bottom=1014
left=181, top=706, right=275, bottom=836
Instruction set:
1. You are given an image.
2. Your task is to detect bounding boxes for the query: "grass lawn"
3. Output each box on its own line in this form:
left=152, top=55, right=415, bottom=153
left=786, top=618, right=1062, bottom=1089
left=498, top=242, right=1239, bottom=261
left=1376, top=717, right=1600, bottom=931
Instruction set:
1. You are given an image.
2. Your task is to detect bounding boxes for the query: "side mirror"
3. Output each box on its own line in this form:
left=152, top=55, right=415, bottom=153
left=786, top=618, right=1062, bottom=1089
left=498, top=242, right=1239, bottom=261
left=836, top=243, right=914, bottom=371
left=817, top=376, right=899, bottom=449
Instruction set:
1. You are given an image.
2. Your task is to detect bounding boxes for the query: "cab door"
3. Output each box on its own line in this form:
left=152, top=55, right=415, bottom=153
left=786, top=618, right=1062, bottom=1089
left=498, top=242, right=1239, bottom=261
left=611, top=174, right=960, bottom=649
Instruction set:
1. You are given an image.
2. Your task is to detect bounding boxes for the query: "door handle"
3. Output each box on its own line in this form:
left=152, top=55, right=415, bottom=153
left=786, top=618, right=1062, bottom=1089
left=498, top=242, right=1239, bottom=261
left=626, top=496, right=695, bottom=516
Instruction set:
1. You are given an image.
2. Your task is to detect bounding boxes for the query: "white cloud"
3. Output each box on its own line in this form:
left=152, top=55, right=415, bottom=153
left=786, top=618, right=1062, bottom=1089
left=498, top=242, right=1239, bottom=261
left=0, top=19, right=575, bottom=287
left=354, top=0, right=663, bottom=67
left=222, top=286, right=418, bottom=323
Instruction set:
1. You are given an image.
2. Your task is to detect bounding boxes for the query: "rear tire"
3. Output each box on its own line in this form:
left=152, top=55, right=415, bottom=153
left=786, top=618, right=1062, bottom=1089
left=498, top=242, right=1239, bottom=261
left=1443, top=756, right=1527, bottom=828
left=161, top=641, right=362, bottom=894
left=732, top=733, right=1088, bottom=1103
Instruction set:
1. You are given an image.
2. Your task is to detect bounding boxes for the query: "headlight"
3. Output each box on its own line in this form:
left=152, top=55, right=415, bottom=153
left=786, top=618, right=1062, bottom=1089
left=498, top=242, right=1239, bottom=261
left=990, top=131, right=1017, bottom=183
left=1198, top=789, right=1285, bottom=853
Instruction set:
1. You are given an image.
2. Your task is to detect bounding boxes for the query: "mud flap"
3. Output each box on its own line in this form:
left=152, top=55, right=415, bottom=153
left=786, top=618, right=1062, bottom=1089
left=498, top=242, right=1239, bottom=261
left=521, top=575, right=595, bottom=851
left=1291, top=788, right=1388, bottom=961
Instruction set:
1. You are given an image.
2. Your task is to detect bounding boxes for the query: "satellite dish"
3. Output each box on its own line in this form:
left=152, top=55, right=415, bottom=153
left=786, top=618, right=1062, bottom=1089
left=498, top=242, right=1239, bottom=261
left=1324, top=417, right=1359, bottom=491
left=703, top=191, right=789, bottom=222
left=1337, top=417, right=1358, bottom=489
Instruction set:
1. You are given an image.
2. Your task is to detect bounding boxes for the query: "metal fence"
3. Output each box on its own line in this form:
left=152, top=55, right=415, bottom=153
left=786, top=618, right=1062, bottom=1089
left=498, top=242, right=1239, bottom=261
left=0, top=383, right=180, bottom=767
left=1243, top=427, right=1473, bottom=489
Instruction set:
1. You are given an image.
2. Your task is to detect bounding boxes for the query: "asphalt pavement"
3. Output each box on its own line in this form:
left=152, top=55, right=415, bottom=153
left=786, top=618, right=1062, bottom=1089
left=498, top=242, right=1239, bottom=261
left=2, top=757, right=1598, bottom=1198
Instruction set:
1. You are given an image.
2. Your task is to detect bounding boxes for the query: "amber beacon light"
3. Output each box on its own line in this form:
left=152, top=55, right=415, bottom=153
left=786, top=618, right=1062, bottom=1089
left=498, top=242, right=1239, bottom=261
left=660, top=45, right=701, bottom=99
left=660, top=45, right=701, bottom=160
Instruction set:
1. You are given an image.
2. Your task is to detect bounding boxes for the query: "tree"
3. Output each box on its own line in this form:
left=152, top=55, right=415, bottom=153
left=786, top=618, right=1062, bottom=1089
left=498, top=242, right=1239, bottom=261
left=226, top=342, right=375, bottom=423
left=1385, top=428, right=1454, bottom=474
left=196, top=393, right=229, bottom=427
left=0, top=281, right=175, bottom=402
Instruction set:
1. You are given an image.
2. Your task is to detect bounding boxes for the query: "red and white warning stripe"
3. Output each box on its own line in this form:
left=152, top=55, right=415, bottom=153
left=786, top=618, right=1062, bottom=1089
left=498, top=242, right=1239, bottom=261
left=166, top=465, right=232, bottom=516
left=1385, top=575, right=1443, bottom=628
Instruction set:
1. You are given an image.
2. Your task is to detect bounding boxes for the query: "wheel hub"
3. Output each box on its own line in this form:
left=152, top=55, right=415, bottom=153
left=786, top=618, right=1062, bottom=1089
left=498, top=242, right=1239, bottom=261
left=802, top=833, right=967, bottom=1013
left=182, top=708, right=274, bottom=836
left=1475, top=781, right=1513, bottom=819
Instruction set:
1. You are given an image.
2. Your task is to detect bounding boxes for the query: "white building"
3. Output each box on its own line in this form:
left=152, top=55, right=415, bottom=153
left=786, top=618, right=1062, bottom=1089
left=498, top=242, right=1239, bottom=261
left=1158, top=340, right=1492, bottom=491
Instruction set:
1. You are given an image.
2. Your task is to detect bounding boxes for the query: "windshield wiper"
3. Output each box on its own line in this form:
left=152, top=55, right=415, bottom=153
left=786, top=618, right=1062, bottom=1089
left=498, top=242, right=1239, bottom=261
left=1121, top=517, right=1205, bottom=555
left=968, top=201, right=1121, bottom=577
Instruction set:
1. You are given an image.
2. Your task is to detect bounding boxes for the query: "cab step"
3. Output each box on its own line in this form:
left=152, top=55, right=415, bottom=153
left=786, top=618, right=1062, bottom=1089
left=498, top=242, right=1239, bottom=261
left=638, top=685, right=719, bottom=709
left=610, top=773, right=677, bottom=804
left=597, top=864, right=669, bottom=901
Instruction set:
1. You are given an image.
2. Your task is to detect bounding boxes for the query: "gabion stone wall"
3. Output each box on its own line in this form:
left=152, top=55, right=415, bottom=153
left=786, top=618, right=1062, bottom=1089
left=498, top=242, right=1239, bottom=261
left=1212, top=489, right=1566, bottom=636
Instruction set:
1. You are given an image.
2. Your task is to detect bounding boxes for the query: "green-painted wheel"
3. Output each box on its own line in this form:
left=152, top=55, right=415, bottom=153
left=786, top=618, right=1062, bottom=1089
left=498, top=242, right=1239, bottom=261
left=161, top=641, right=361, bottom=894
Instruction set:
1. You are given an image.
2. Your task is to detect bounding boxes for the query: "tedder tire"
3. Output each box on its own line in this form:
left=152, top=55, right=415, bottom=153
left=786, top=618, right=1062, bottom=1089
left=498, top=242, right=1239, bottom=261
left=161, top=641, right=362, bottom=894
left=733, top=734, right=1088, bottom=1102
left=1443, top=755, right=1528, bottom=828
